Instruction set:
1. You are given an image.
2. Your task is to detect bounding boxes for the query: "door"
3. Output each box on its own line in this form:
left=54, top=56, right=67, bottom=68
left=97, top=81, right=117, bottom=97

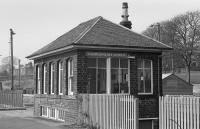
left=139, top=120, right=153, bottom=129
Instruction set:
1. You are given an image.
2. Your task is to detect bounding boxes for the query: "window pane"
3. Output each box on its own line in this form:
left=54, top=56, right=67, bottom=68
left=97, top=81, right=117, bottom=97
left=88, top=58, right=96, bottom=68
left=43, top=65, right=47, bottom=94
left=51, top=63, right=55, bottom=94
left=145, top=69, right=151, bottom=93
left=60, top=69, right=63, bottom=93
left=98, top=58, right=106, bottom=68
left=120, top=59, right=128, bottom=68
left=137, top=59, right=143, bottom=68
left=88, top=68, right=96, bottom=93
left=69, top=60, right=73, bottom=76
left=59, top=61, right=64, bottom=94
left=138, top=69, right=144, bottom=93
left=97, top=69, right=106, bottom=93
left=111, top=69, right=119, bottom=93
left=37, top=67, right=40, bottom=94
left=111, top=58, right=119, bottom=68
left=144, top=60, right=151, bottom=68
left=120, top=69, right=128, bottom=93
left=45, top=67, right=48, bottom=93
left=53, top=65, right=56, bottom=94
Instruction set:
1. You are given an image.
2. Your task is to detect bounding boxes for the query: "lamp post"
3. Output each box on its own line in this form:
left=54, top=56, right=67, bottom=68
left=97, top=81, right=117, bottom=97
left=150, top=23, right=161, bottom=41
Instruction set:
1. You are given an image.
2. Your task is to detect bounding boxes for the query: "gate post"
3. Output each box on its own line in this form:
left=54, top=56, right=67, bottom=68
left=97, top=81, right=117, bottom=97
left=134, top=98, right=139, bottom=129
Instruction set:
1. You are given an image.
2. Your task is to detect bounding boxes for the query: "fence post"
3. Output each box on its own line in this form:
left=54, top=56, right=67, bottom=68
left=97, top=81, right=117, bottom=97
left=159, top=96, right=163, bottom=129
left=134, top=98, right=139, bottom=129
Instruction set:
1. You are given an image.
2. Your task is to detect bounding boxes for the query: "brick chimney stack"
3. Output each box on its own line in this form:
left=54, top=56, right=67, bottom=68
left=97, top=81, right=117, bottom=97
left=120, top=2, right=132, bottom=29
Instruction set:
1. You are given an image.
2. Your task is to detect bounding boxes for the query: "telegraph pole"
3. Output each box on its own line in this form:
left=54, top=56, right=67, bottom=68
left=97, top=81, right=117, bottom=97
left=18, top=59, right=21, bottom=89
left=10, top=29, right=15, bottom=90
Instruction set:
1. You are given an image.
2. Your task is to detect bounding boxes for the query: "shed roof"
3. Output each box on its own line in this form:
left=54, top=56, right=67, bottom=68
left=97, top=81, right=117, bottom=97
left=162, top=73, right=193, bottom=87
left=162, top=73, right=173, bottom=79
left=27, top=16, right=172, bottom=59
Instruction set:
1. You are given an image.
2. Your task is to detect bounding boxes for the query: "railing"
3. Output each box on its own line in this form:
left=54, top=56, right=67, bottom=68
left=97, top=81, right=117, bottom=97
left=0, top=90, right=23, bottom=109
left=159, top=95, right=200, bottom=129
left=81, top=94, right=139, bottom=129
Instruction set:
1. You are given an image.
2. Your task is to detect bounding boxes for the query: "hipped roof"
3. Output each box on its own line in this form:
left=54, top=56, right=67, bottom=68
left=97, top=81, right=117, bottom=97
left=27, top=16, right=172, bottom=59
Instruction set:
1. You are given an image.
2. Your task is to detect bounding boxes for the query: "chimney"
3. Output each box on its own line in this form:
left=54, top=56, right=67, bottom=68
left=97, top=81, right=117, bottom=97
left=120, top=2, right=132, bottom=29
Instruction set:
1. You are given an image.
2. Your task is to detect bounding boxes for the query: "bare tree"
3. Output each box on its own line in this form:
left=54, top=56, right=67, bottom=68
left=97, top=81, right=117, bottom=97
left=142, top=20, right=184, bottom=73
left=143, top=11, right=200, bottom=83
left=172, top=11, right=200, bottom=83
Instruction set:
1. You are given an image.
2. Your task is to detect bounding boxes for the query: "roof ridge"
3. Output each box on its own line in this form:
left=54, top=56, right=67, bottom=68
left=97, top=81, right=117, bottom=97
left=102, top=17, right=172, bottom=49
left=73, top=16, right=102, bottom=44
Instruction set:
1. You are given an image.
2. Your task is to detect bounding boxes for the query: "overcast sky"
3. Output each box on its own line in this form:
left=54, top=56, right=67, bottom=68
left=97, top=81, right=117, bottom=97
left=0, top=0, right=200, bottom=64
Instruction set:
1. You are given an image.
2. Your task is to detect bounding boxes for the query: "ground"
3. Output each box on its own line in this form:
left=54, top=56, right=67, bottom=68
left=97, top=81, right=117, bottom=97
left=0, top=107, right=70, bottom=129
left=175, top=71, right=200, bottom=93
left=176, top=71, right=200, bottom=84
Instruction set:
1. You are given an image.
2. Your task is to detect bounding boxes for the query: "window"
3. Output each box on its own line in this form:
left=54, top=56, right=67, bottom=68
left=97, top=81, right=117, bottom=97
left=88, top=58, right=106, bottom=94
left=36, top=66, right=40, bottom=94
left=43, top=64, right=47, bottom=94
left=58, top=61, right=64, bottom=95
left=111, top=58, right=128, bottom=94
left=137, top=59, right=153, bottom=94
left=68, top=59, right=73, bottom=95
left=50, top=63, right=55, bottom=94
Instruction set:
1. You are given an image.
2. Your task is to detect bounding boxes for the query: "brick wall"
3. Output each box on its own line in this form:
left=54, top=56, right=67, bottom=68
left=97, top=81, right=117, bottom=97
left=77, top=50, right=88, bottom=93
left=33, top=50, right=162, bottom=129
left=130, top=55, right=138, bottom=96
left=34, top=94, right=80, bottom=124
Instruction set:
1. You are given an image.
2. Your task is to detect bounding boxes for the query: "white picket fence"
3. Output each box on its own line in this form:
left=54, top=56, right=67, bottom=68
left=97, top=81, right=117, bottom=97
left=159, top=95, right=200, bottom=129
left=81, top=94, right=139, bottom=129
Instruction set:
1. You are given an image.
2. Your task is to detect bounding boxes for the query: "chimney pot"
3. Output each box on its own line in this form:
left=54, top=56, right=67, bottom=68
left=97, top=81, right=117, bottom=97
left=122, top=2, right=128, bottom=8
left=120, top=2, right=132, bottom=29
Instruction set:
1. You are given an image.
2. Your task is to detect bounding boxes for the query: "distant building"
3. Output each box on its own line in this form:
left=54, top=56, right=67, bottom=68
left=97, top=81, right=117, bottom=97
left=162, top=73, right=193, bottom=95
left=14, top=62, right=34, bottom=76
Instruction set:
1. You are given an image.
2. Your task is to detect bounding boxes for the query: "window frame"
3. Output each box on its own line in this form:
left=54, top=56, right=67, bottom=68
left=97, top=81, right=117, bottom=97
left=43, top=64, right=47, bottom=94
left=110, top=58, right=129, bottom=94
left=36, top=66, right=41, bottom=94
left=137, top=59, right=153, bottom=95
left=68, top=59, right=74, bottom=95
left=88, top=57, right=107, bottom=94
left=87, top=57, right=130, bottom=94
left=50, top=63, right=55, bottom=95
left=58, top=61, right=64, bottom=95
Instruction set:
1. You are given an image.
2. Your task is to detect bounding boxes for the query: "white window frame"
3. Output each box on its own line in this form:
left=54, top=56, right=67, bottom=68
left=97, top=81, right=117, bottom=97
left=58, top=61, right=63, bottom=95
left=87, top=57, right=130, bottom=94
left=43, top=64, right=47, bottom=94
left=68, top=59, right=73, bottom=95
left=138, top=59, right=153, bottom=95
left=50, top=63, right=55, bottom=95
left=37, top=66, right=41, bottom=94
left=110, top=58, right=130, bottom=94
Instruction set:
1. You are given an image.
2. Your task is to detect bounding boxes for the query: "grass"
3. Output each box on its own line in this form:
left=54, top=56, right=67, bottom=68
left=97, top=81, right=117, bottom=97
left=2, top=79, right=34, bottom=90
left=175, top=71, right=200, bottom=84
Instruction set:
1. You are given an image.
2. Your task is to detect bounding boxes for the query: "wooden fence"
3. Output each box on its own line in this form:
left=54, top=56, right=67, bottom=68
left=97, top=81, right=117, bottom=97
left=81, top=94, right=139, bottom=129
left=159, top=95, right=200, bottom=129
left=0, top=91, right=23, bottom=109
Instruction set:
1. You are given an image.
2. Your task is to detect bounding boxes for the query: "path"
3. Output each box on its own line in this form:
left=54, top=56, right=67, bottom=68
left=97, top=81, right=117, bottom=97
left=0, top=108, right=68, bottom=129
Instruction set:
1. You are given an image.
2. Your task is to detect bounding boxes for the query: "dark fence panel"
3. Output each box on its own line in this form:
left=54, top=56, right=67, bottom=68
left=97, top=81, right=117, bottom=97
left=0, top=90, right=23, bottom=109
